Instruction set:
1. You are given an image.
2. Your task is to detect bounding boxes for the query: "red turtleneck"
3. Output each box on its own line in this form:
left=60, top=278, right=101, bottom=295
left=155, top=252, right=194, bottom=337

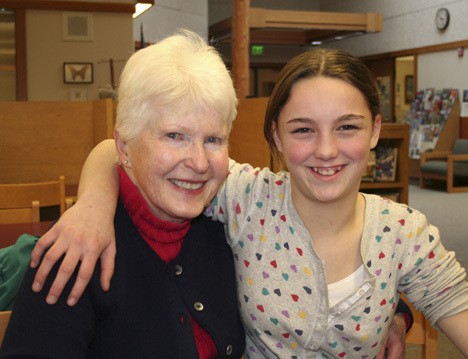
left=118, top=167, right=217, bottom=359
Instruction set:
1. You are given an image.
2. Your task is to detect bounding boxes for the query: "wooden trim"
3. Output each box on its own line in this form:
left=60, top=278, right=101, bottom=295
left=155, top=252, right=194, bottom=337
left=0, top=0, right=134, bottom=13
left=361, top=40, right=468, bottom=61
left=15, top=9, right=28, bottom=101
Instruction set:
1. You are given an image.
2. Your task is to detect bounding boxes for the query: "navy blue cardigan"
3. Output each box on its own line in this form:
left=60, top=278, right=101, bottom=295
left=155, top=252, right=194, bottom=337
left=1, top=201, right=245, bottom=358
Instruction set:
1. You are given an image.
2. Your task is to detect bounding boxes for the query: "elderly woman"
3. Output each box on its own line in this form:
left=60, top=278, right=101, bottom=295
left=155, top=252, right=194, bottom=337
left=0, top=30, right=245, bottom=358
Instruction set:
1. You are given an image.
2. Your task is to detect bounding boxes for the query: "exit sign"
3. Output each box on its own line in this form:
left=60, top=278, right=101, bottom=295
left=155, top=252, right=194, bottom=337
left=251, top=45, right=264, bottom=56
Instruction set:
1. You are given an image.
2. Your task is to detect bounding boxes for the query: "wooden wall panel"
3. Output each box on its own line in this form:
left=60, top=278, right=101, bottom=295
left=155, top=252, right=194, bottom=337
left=228, top=97, right=270, bottom=169
left=0, top=99, right=114, bottom=189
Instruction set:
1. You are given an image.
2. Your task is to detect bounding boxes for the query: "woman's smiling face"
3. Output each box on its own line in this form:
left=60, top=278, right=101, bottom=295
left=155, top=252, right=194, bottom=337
left=116, top=106, right=229, bottom=223
left=273, top=76, right=381, bottom=205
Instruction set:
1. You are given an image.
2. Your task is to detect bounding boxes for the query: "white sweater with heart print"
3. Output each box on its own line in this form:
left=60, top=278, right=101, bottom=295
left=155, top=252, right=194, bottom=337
left=206, top=160, right=468, bottom=359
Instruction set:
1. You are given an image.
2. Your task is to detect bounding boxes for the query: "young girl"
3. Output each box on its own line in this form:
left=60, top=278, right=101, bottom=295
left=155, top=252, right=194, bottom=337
left=31, top=48, right=468, bottom=358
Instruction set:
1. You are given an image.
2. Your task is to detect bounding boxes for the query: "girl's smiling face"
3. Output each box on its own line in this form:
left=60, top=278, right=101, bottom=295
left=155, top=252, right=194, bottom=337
left=273, top=76, right=381, bottom=205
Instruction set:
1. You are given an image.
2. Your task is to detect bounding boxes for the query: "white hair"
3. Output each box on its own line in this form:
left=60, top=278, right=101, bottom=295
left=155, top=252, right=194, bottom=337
left=115, top=29, right=238, bottom=141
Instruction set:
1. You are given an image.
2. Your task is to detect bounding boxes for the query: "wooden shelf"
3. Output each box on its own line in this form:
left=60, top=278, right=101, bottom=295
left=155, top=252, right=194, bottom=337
left=360, top=181, right=405, bottom=190
left=359, top=123, right=409, bottom=204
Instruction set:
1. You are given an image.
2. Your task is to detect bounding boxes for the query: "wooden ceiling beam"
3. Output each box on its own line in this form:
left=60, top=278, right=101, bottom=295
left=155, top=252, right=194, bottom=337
left=248, top=8, right=382, bottom=32
left=209, top=7, right=382, bottom=46
left=249, top=29, right=307, bottom=46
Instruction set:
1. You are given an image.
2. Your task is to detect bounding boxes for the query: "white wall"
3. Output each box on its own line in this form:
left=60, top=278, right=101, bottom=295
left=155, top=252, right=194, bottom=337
left=26, top=9, right=133, bottom=101
left=208, top=0, right=320, bottom=24
left=319, top=0, right=468, bottom=57
left=133, top=0, right=208, bottom=43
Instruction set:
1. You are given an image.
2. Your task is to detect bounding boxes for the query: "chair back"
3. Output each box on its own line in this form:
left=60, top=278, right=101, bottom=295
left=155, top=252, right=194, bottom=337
left=0, top=310, right=11, bottom=346
left=404, top=295, right=438, bottom=359
left=0, top=176, right=66, bottom=222
left=453, top=139, right=468, bottom=155
left=0, top=200, right=40, bottom=224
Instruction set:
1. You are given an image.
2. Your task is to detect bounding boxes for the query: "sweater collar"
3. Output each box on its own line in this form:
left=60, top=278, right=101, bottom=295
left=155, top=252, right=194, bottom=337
left=118, top=166, right=190, bottom=243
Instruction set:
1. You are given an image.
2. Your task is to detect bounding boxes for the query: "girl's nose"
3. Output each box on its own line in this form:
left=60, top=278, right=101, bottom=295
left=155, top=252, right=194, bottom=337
left=314, top=134, right=339, bottom=160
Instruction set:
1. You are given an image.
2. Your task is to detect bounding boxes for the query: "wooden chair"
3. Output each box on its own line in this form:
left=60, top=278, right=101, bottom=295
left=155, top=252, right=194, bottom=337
left=0, top=200, right=40, bottom=224
left=0, top=311, right=11, bottom=346
left=0, top=176, right=69, bottom=223
left=404, top=296, right=438, bottom=359
left=420, top=139, right=468, bottom=193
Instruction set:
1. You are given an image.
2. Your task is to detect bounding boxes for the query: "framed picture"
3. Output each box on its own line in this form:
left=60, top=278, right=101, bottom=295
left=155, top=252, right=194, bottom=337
left=63, top=62, right=93, bottom=84
left=405, top=75, right=414, bottom=104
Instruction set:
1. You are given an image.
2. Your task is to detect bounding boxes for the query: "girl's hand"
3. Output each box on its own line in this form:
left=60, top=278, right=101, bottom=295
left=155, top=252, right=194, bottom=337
left=30, top=198, right=116, bottom=306
left=377, top=313, right=406, bottom=359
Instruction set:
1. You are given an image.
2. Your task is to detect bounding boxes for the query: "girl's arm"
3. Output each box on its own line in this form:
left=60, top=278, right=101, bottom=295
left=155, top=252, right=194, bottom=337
left=30, top=139, right=120, bottom=306
left=437, top=310, right=468, bottom=355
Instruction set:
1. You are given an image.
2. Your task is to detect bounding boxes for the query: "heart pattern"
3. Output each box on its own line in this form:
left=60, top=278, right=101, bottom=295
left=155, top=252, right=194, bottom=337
left=208, top=162, right=445, bottom=358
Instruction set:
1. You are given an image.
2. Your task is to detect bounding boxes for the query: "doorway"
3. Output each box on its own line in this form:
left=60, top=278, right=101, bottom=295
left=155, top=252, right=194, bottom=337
left=395, top=56, right=415, bottom=123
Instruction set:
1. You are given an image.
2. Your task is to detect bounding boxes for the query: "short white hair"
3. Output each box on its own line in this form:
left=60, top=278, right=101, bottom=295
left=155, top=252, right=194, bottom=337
left=115, top=29, right=238, bottom=141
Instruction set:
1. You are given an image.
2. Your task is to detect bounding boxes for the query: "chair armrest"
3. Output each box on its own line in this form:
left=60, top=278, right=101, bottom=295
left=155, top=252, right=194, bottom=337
left=448, top=154, right=468, bottom=163
left=420, top=151, right=452, bottom=165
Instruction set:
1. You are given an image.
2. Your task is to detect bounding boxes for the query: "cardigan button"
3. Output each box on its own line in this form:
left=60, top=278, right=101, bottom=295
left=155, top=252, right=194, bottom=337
left=194, top=302, right=204, bottom=311
left=175, top=264, right=183, bottom=275
left=226, top=344, right=233, bottom=355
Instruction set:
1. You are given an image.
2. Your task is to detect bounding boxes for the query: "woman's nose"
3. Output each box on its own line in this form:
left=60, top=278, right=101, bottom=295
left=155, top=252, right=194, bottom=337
left=185, top=142, right=209, bottom=173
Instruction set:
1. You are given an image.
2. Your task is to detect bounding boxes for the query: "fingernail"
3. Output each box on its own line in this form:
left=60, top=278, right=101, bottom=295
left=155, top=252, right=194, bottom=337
left=67, top=297, right=77, bottom=306
left=46, top=295, right=57, bottom=305
left=32, top=281, right=41, bottom=292
left=30, top=260, right=37, bottom=268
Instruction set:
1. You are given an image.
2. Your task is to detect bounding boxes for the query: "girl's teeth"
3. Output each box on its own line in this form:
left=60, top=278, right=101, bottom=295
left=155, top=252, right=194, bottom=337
left=312, top=167, right=341, bottom=176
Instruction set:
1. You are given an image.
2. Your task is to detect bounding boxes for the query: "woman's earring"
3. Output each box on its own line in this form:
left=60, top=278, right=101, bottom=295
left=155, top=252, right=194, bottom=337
left=124, top=159, right=129, bottom=165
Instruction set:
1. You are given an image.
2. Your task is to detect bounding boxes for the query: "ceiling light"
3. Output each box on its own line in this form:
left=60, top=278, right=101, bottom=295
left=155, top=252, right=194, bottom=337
left=133, top=1, right=154, bottom=18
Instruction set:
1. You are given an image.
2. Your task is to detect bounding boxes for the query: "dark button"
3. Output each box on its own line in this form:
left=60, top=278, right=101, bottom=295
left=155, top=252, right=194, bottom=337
left=175, top=264, right=183, bottom=275
left=194, top=302, right=204, bottom=311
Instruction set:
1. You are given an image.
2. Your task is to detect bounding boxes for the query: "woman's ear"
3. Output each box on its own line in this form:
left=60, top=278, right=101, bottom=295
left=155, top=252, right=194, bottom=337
left=272, top=123, right=283, bottom=154
left=114, top=130, right=131, bottom=167
left=370, top=115, right=382, bottom=149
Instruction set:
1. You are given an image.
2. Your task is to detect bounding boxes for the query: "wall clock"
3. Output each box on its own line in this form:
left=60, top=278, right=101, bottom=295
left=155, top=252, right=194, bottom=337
left=435, top=8, right=450, bottom=30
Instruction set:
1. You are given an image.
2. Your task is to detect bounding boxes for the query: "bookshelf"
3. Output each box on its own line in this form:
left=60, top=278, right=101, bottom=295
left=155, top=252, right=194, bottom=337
left=360, top=123, right=409, bottom=204
left=229, top=98, right=410, bottom=205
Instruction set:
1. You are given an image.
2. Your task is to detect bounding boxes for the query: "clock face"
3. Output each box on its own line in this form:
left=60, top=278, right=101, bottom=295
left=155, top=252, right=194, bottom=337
left=435, top=8, right=450, bottom=30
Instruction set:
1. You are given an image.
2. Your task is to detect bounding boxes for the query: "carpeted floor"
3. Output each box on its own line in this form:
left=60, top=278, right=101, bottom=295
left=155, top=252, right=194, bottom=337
left=408, top=183, right=468, bottom=269
left=405, top=183, right=468, bottom=358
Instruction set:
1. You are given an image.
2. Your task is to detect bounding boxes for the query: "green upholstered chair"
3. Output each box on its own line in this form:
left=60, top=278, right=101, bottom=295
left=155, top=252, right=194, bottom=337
left=419, top=139, right=468, bottom=192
